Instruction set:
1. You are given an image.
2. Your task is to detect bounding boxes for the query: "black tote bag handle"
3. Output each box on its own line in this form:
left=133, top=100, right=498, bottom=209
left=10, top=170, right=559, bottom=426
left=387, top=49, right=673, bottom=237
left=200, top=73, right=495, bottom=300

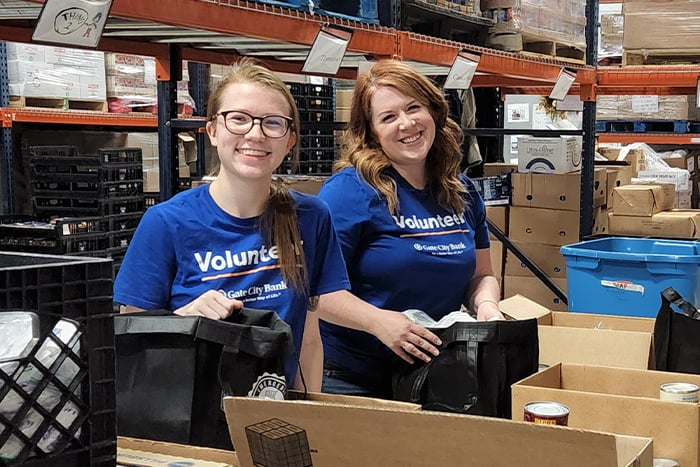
left=655, top=287, right=700, bottom=372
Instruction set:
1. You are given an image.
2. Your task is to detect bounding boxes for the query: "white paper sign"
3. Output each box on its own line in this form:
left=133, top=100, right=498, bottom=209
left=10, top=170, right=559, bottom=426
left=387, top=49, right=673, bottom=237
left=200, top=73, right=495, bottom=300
left=302, top=30, right=350, bottom=76
left=443, top=55, right=479, bottom=90
left=631, top=95, right=659, bottom=114
left=32, top=0, right=111, bottom=48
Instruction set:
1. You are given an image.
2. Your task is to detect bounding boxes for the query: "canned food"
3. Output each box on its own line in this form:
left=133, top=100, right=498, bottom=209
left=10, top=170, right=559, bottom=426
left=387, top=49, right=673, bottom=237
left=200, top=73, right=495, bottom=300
left=523, top=401, right=570, bottom=426
left=660, top=382, right=699, bottom=403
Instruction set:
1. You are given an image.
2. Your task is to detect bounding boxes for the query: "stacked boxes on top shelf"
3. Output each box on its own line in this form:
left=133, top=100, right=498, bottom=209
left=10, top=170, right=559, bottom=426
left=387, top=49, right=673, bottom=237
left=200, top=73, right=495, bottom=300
left=281, top=82, right=336, bottom=176
left=18, top=145, right=146, bottom=276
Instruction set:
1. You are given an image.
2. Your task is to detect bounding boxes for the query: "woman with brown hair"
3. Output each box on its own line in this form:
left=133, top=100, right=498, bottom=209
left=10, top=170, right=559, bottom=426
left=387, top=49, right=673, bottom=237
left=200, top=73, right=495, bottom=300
left=317, top=59, right=503, bottom=398
left=114, top=59, right=350, bottom=391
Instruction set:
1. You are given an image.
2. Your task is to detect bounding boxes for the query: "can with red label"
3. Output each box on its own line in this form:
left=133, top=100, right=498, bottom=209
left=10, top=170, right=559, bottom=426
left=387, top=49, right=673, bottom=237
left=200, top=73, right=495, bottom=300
left=524, top=401, right=570, bottom=426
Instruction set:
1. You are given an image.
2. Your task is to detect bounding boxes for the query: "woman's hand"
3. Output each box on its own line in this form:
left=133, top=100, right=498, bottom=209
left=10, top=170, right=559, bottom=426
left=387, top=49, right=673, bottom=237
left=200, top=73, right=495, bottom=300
left=475, top=300, right=505, bottom=321
left=369, top=310, right=442, bottom=364
left=174, top=290, right=243, bottom=320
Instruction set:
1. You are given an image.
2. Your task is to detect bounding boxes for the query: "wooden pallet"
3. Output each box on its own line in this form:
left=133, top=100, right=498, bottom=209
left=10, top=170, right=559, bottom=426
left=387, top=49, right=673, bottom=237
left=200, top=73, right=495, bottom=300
left=520, top=34, right=586, bottom=63
left=9, top=96, right=108, bottom=112
left=623, top=49, right=700, bottom=66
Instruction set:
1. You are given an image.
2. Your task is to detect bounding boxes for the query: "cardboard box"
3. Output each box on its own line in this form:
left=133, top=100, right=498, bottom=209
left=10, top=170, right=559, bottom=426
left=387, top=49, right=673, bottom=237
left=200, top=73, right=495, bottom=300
left=278, top=175, right=327, bottom=195
left=118, top=437, right=239, bottom=466
left=623, top=0, right=700, bottom=50
left=505, top=241, right=567, bottom=278
left=486, top=205, right=508, bottom=235
left=224, top=396, right=653, bottom=467
left=482, top=162, right=518, bottom=178
left=608, top=209, right=700, bottom=238
left=517, top=136, right=581, bottom=174
left=512, top=170, right=606, bottom=211
left=512, top=363, right=700, bottom=467
left=593, top=206, right=611, bottom=236
left=503, top=275, right=568, bottom=312
left=611, top=184, right=675, bottom=217
left=500, top=295, right=654, bottom=369
left=508, top=207, right=580, bottom=246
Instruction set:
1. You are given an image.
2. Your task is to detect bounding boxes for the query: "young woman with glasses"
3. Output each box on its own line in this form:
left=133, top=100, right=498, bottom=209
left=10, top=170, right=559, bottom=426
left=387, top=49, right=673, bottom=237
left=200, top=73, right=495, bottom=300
left=113, top=58, right=351, bottom=390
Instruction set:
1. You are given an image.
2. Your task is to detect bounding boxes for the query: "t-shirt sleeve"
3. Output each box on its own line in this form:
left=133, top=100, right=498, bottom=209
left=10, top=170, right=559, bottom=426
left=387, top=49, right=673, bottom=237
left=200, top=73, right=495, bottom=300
left=113, top=206, right=177, bottom=310
left=317, top=171, right=371, bottom=264
left=462, top=176, right=490, bottom=250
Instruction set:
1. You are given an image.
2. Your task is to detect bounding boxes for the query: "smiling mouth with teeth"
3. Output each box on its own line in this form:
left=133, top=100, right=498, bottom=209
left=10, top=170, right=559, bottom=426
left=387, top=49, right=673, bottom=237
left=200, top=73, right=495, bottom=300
left=238, top=149, right=269, bottom=157
left=402, top=133, right=422, bottom=143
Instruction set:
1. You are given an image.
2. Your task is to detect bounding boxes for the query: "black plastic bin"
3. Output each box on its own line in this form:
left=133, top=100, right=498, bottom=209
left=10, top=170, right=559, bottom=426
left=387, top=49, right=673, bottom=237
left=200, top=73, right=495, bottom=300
left=0, top=252, right=116, bottom=467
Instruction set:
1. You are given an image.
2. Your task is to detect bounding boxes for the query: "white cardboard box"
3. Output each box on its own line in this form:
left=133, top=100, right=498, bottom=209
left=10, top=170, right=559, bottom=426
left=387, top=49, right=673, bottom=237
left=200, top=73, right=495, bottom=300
left=518, top=136, right=582, bottom=174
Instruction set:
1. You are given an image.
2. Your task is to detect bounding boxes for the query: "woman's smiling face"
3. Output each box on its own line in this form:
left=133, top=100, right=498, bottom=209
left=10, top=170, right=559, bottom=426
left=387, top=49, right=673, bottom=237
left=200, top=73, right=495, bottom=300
left=370, top=85, right=435, bottom=173
left=206, top=81, right=296, bottom=182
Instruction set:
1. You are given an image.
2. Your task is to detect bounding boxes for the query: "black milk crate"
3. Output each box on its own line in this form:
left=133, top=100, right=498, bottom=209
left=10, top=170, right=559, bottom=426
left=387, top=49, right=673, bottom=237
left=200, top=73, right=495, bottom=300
left=301, top=132, right=335, bottom=149
left=96, top=148, right=142, bottom=164
left=300, top=109, right=334, bottom=123
left=300, top=96, right=334, bottom=111
left=102, top=214, right=142, bottom=233
left=0, top=252, right=116, bottom=467
left=28, top=146, right=79, bottom=159
left=304, top=84, right=333, bottom=98
left=0, top=231, right=109, bottom=256
left=30, top=158, right=101, bottom=183
left=303, top=147, right=335, bottom=162
left=108, top=230, right=135, bottom=250
left=286, top=82, right=306, bottom=97
left=34, top=196, right=145, bottom=219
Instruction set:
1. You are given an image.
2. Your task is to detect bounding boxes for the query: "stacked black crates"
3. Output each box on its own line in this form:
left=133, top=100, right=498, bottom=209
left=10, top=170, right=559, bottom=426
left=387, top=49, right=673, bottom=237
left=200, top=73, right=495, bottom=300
left=282, top=82, right=336, bottom=176
left=0, top=252, right=115, bottom=466
left=26, top=146, right=146, bottom=277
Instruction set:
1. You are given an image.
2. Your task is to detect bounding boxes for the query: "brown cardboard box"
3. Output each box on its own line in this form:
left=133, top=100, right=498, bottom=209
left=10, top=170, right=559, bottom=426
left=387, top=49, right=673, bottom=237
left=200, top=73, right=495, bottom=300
left=512, top=363, right=700, bottom=467
left=611, top=184, right=675, bottom=217
left=503, top=275, right=568, bottom=311
left=278, top=175, right=327, bottom=195
left=504, top=241, right=567, bottom=278
left=593, top=206, right=611, bottom=236
left=224, top=396, right=653, bottom=467
left=508, top=207, right=580, bottom=246
left=604, top=166, right=634, bottom=206
left=623, top=0, right=700, bottom=50
left=500, top=295, right=654, bottom=369
left=598, top=147, right=647, bottom=175
left=482, top=162, right=517, bottom=177
left=118, top=437, right=239, bottom=466
left=486, top=205, right=508, bottom=235
left=512, top=171, right=606, bottom=211
left=608, top=209, right=700, bottom=238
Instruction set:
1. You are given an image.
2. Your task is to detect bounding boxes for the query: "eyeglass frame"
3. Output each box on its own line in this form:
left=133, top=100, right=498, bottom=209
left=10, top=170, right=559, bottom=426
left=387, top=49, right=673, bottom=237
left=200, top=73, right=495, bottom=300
left=211, top=110, right=295, bottom=139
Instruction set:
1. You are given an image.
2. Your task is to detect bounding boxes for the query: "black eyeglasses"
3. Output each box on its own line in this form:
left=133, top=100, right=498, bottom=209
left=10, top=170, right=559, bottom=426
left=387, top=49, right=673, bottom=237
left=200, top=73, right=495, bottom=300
left=212, top=110, right=293, bottom=139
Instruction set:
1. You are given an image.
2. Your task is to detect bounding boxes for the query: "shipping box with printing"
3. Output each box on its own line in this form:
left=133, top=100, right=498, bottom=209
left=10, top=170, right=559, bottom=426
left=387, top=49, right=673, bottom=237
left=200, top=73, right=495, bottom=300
left=511, top=170, right=606, bottom=211
left=508, top=206, right=580, bottom=246
left=609, top=209, right=700, bottom=238
left=517, top=136, right=581, bottom=174
left=500, top=295, right=653, bottom=369
left=512, top=363, right=700, bottom=467
left=224, top=395, right=653, bottom=467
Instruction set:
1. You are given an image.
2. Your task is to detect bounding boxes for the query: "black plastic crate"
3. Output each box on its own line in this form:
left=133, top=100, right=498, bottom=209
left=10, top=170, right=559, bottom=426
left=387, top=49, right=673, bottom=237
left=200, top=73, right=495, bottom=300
left=0, top=252, right=116, bottom=466
left=32, top=180, right=143, bottom=200
left=301, top=133, right=335, bottom=149
left=30, top=159, right=100, bottom=183
left=0, top=232, right=109, bottom=256
left=143, top=193, right=159, bottom=208
left=107, top=230, right=135, bottom=250
left=96, top=148, right=142, bottom=164
left=34, top=196, right=145, bottom=218
left=300, top=96, right=334, bottom=111
left=102, top=214, right=142, bottom=233
left=300, top=109, right=334, bottom=123
left=302, top=147, right=335, bottom=161
left=305, top=84, right=333, bottom=98
left=28, top=146, right=79, bottom=159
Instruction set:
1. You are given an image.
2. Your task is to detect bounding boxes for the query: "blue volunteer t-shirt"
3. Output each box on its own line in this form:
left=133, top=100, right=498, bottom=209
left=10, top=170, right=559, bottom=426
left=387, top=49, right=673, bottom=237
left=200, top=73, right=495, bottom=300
left=114, top=184, right=350, bottom=386
left=317, top=167, right=490, bottom=380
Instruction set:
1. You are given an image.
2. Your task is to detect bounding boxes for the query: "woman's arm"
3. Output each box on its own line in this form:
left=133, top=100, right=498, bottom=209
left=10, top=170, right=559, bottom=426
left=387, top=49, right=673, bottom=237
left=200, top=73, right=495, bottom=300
left=467, top=248, right=504, bottom=321
left=317, top=290, right=442, bottom=364
left=296, top=309, right=323, bottom=392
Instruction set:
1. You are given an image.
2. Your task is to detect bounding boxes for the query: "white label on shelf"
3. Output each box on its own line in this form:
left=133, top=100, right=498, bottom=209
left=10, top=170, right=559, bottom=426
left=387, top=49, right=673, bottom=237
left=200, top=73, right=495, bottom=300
left=631, top=95, right=659, bottom=114
left=692, top=138, right=700, bottom=143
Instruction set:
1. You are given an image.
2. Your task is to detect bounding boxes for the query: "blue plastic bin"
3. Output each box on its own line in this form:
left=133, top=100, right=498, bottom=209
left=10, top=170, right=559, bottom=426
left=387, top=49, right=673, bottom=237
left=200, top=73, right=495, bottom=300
left=560, top=237, right=700, bottom=317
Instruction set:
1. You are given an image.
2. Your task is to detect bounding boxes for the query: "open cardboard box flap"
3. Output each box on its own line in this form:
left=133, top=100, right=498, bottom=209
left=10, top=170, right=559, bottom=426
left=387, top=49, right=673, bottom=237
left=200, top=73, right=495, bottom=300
left=512, top=363, right=700, bottom=467
left=117, top=437, right=238, bottom=467
left=499, top=294, right=654, bottom=369
left=223, top=396, right=653, bottom=467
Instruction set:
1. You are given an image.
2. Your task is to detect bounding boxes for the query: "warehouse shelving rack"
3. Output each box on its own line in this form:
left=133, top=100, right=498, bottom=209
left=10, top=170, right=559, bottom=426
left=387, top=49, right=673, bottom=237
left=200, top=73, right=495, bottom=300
left=0, top=0, right=697, bottom=234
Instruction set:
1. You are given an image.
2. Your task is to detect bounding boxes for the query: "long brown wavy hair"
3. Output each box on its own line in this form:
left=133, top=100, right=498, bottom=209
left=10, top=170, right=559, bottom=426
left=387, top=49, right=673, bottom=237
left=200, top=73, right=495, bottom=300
left=206, top=58, right=307, bottom=295
left=334, top=59, right=466, bottom=215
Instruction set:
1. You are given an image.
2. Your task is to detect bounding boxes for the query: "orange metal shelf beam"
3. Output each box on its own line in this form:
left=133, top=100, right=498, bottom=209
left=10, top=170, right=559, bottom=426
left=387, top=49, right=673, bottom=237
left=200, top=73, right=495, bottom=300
left=597, top=133, right=700, bottom=145
left=1, top=108, right=157, bottom=128
left=597, top=66, right=700, bottom=95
